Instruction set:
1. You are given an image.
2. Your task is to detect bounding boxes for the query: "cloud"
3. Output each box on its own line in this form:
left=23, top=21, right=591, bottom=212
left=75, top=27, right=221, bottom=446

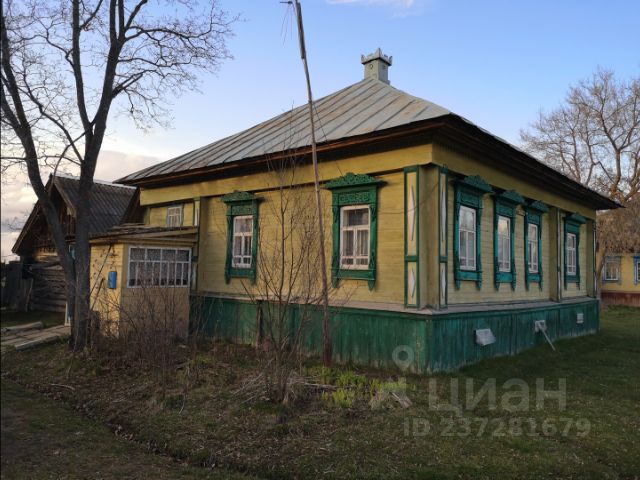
left=0, top=150, right=163, bottom=261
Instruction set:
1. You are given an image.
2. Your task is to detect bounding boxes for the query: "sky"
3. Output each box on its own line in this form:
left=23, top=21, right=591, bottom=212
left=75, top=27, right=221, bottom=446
left=2, top=0, right=639, bottom=259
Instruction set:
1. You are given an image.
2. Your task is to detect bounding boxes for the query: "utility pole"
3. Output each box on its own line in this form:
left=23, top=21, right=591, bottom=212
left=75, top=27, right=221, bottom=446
left=291, top=0, right=332, bottom=365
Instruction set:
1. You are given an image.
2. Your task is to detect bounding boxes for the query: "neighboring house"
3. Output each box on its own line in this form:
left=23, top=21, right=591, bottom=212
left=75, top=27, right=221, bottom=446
left=95, top=50, right=620, bottom=372
left=600, top=253, right=640, bottom=306
left=12, top=174, right=136, bottom=312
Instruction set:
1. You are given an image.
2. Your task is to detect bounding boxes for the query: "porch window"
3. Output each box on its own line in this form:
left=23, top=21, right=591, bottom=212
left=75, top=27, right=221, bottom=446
left=497, top=216, right=511, bottom=272
left=458, top=205, right=476, bottom=271
left=166, top=205, right=183, bottom=227
left=232, top=215, right=253, bottom=268
left=128, top=246, right=190, bottom=287
left=603, top=256, right=620, bottom=282
left=527, top=224, right=539, bottom=273
left=566, top=233, right=577, bottom=276
left=340, top=206, right=370, bottom=269
left=635, top=257, right=640, bottom=285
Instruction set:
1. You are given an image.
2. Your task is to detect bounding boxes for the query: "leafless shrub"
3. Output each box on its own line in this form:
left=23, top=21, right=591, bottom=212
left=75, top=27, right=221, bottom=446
left=90, top=275, right=198, bottom=402
left=230, top=156, right=352, bottom=405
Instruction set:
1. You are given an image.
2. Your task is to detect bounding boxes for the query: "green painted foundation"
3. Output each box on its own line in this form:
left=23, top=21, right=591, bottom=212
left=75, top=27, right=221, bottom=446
left=191, top=295, right=599, bottom=373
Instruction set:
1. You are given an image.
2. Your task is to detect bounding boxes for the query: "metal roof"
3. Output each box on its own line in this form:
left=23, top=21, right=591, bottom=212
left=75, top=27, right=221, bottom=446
left=119, top=78, right=451, bottom=182
left=117, top=76, right=620, bottom=211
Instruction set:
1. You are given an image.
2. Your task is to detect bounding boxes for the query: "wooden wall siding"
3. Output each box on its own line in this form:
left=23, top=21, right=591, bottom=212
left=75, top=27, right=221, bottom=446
left=139, top=145, right=433, bottom=206
left=29, top=265, right=66, bottom=312
left=197, top=171, right=407, bottom=306
left=90, top=242, right=191, bottom=336
left=446, top=183, right=551, bottom=305
left=432, top=144, right=597, bottom=220
left=148, top=202, right=195, bottom=227
left=195, top=295, right=429, bottom=373
left=601, top=291, right=640, bottom=307
left=194, top=294, right=598, bottom=373
left=430, top=299, right=598, bottom=372
left=600, top=253, right=640, bottom=293
left=561, top=216, right=588, bottom=298
left=422, top=165, right=440, bottom=308
left=90, top=243, right=125, bottom=332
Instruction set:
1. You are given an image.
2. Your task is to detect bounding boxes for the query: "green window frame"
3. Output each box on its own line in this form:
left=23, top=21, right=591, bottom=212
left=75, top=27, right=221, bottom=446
left=222, top=191, right=260, bottom=284
left=524, top=200, right=548, bottom=290
left=493, top=190, right=524, bottom=290
left=326, top=172, right=383, bottom=290
left=453, top=175, right=493, bottom=290
left=563, top=212, right=586, bottom=288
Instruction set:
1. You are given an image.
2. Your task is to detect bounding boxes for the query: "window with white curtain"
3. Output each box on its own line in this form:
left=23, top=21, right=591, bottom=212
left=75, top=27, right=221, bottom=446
left=497, top=216, right=511, bottom=272
left=166, top=205, right=183, bottom=227
left=566, top=233, right=577, bottom=275
left=603, top=257, right=620, bottom=281
left=340, top=206, right=370, bottom=269
left=232, top=215, right=253, bottom=268
left=527, top=223, right=539, bottom=273
left=459, top=205, right=476, bottom=270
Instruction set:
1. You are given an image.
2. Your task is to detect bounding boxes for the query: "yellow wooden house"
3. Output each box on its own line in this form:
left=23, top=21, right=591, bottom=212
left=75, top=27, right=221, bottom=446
left=600, top=253, right=640, bottom=307
left=94, top=49, right=620, bottom=372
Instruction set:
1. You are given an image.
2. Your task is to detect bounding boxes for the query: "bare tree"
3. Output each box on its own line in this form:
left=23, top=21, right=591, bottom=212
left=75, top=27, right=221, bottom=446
left=228, top=154, right=351, bottom=404
left=596, top=195, right=640, bottom=279
left=520, top=69, right=640, bottom=203
left=290, top=0, right=332, bottom=366
left=1, top=0, right=236, bottom=349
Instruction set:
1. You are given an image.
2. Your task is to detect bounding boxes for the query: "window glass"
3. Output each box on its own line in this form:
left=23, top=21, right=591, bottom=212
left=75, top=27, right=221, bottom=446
left=528, top=223, right=539, bottom=273
left=232, top=215, right=253, bottom=268
left=166, top=206, right=183, bottom=228
left=497, top=216, right=511, bottom=272
left=128, top=247, right=190, bottom=287
left=604, top=258, right=620, bottom=281
left=459, top=206, right=476, bottom=270
left=566, top=233, right=577, bottom=275
left=340, top=206, right=370, bottom=269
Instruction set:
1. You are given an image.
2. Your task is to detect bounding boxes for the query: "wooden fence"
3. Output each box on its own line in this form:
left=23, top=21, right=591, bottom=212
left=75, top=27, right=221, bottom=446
left=1, top=260, right=66, bottom=312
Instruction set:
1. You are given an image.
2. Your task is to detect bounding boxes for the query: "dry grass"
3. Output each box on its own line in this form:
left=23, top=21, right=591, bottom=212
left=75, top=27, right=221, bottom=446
left=1, top=306, right=639, bottom=479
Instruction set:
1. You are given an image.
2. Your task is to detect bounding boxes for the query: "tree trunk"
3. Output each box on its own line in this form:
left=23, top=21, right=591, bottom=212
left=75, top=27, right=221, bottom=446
left=71, top=174, right=94, bottom=351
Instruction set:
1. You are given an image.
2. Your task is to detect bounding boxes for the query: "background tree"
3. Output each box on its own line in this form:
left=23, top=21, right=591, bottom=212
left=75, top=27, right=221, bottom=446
left=520, top=68, right=640, bottom=278
left=520, top=69, right=639, bottom=203
left=1, top=0, right=236, bottom=349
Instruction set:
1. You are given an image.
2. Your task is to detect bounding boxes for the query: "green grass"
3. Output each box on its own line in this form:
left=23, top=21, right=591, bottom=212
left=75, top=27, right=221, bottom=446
left=2, top=306, right=639, bottom=479
left=1, top=309, right=64, bottom=328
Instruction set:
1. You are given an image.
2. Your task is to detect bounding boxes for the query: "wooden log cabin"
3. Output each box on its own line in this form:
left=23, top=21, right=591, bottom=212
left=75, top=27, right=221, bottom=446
left=97, top=50, right=620, bottom=372
left=12, top=174, right=136, bottom=313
